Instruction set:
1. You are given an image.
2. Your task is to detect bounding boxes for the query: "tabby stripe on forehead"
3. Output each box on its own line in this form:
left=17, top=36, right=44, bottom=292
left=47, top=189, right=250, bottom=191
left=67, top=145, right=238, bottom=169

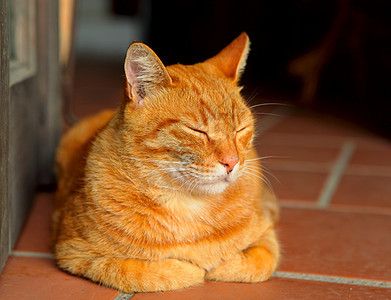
left=155, top=119, right=180, bottom=132
left=231, top=100, right=239, bottom=125
left=199, top=98, right=217, bottom=120
left=236, top=104, right=242, bottom=125
left=143, top=119, right=180, bottom=140
left=188, top=111, right=199, bottom=124
left=198, top=100, right=208, bottom=125
left=190, top=82, right=202, bottom=95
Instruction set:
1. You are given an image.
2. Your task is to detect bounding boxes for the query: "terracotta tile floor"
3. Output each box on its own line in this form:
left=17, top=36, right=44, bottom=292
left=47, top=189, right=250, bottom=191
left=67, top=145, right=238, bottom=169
left=1, top=60, right=391, bottom=299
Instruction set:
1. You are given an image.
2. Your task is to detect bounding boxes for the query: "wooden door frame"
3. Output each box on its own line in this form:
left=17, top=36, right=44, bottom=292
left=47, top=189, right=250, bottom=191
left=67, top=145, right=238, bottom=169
left=0, top=0, right=10, bottom=273
left=0, top=0, right=61, bottom=272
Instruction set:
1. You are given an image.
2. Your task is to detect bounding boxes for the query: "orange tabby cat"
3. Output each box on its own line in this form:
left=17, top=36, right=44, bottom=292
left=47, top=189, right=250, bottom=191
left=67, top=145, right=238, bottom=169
left=53, top=32, right=280, bottom=293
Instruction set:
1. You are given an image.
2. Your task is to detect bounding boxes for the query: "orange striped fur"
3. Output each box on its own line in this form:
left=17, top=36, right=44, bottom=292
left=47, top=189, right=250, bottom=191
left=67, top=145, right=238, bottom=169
left=53, top=33, right=280, bottom=293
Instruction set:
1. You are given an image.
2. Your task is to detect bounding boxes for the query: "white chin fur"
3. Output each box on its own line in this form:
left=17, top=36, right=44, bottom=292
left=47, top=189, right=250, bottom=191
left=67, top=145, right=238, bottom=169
left=190, top=163, right=240, bottom=195
left=193, top=180, right=230, bottom=195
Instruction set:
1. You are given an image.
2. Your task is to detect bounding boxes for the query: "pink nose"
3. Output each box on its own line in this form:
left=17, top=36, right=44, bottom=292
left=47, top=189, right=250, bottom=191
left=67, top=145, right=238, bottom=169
left=219, top=156, right=239, bottom=174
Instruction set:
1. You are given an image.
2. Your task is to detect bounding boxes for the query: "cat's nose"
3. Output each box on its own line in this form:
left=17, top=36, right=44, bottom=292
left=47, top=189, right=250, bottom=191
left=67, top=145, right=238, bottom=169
left=219, top=156, right=239, bottom=174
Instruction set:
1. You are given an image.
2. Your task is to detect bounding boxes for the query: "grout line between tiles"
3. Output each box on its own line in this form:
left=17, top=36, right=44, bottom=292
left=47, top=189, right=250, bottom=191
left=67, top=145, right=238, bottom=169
left=266, top=162, right=391, bottom=177
left=280, top=200, right=391, bottom=216
left=328, top=204, right=391, bottom=216
left=11, top=251, right=55, bottom=259
left=273, top=271, right=391, bottom=288
left=113, top=292, right=134, bottom=300
left=317, top=140, right=355, bottom=208
left=345, top=165, right=391, bottom=177
left=280, top=200, right=320, bottom=210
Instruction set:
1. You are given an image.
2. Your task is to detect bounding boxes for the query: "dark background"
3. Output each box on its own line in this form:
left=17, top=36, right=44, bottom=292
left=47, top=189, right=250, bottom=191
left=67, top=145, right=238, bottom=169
left=107, top=0, right=391, bottom=138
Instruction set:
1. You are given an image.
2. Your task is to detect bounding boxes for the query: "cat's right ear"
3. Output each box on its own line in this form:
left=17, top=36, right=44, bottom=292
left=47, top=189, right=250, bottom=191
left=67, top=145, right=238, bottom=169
left=124, top=43, right=172, bottom=108
left=204, top=32, right=250, bottom=83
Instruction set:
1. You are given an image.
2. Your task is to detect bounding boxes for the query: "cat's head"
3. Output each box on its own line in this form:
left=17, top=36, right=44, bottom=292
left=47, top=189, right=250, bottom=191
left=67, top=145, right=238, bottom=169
left=121, top=33, right=255, bottom=195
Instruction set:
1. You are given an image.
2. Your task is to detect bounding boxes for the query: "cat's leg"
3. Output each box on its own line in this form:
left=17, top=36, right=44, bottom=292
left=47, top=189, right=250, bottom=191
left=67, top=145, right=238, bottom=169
left=56, top=246, right=205, bottom=292
left=205, top=225, right=279, bottom=282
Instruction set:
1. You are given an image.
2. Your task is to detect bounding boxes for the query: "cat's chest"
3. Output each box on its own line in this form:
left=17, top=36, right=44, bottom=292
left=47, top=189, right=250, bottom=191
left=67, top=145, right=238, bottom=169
left=148, top=200, right=222, bottom=242
left=129, top=198, right=259, bottom=268
left=162, top=206, right=260, bottom=270
left=161, top=195, right=242, bottom=237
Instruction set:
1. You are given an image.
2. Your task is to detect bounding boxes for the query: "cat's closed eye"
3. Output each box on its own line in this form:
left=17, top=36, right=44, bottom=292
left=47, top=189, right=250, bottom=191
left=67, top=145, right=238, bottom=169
left=236, top=125, right=252, bottom=136
left=236, top=126, right=248, bottom=133
left=185, top=126, right=210, bottom=141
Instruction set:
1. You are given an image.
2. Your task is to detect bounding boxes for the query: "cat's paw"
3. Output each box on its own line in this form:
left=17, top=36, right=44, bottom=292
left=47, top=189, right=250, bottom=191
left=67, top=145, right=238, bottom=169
left=122, top=258, right=206, bottom=292
left=205, top=246, right=277, bottom=283
left=158, top=259, right=206, bottom=291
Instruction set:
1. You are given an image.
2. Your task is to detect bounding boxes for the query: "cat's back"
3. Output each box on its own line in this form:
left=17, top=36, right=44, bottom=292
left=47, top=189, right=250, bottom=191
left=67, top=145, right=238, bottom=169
left=56, top=109, right=115, bottom=178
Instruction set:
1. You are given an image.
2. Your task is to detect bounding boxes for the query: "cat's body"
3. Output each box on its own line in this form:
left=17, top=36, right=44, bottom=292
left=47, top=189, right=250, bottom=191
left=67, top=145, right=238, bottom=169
left=53, top=33, right=280, bottom=293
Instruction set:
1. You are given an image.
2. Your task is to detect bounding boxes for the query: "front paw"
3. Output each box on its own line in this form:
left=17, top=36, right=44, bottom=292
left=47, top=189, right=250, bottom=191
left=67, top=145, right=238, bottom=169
left=128, top=259, right=206, bottom=292
left=205, top=246, right=277, bottom=283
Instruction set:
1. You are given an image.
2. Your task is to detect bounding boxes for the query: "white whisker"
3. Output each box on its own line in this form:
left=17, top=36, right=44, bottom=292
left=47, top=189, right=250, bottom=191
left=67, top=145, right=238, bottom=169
left=245, top=156, right=280, bottom=162
left=119, top=154, right=188, bottom=165
left=242, top=169, right=274, bottom=193
left=240, top=102, right=293, bottom=114
left=260, top=166, right=280, bottom=185
left=244, top=89, right=261, bottom=105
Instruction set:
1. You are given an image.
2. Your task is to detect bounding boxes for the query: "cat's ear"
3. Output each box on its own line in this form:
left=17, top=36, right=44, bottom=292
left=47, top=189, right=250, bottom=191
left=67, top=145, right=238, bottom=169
left=205, top=32, right=250, bottom=82
left=124, top=42, right=172, bottom=108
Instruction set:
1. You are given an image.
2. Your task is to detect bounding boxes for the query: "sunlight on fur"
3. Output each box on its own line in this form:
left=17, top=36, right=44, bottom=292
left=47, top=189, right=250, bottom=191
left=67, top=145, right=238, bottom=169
left=53, top=32, right=280, bottom=293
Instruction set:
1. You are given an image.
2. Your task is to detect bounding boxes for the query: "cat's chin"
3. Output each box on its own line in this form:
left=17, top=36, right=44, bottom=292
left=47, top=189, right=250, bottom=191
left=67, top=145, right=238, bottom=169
left=190, top=180, right=231, bottom=196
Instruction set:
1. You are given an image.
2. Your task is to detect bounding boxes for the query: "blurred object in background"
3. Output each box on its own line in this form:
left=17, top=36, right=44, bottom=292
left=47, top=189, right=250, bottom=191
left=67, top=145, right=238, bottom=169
left=288, top=0, right=391, bottom=139
left=76, top=0, right=148, bottom=60
left=60, top=0, right=78, bottom=125
left=64, top=0, right=150, bottom=122
left=289, top=0, right=351, bottom=104
left=111, top=0, right=141, bottom=16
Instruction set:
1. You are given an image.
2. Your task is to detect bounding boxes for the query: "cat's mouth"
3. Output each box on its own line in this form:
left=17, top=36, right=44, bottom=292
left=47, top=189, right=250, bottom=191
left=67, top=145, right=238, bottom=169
left=170, top=164, right=239, bottom=195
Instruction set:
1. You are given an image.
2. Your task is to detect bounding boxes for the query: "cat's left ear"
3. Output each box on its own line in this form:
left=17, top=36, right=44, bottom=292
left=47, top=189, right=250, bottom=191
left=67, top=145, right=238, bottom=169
left=124, top=42, right=172, bottom=108
left=205, top=32, right=250, bottom=83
